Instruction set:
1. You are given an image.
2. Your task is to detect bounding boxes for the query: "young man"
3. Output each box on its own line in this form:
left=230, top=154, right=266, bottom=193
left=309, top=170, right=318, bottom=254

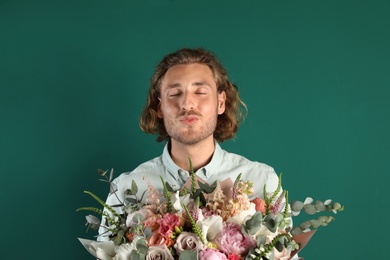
left=98, top=48, right=280, bottom=240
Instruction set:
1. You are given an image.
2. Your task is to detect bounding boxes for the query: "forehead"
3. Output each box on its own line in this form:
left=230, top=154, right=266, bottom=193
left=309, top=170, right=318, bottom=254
left=161, top=63, right=216, bottom=87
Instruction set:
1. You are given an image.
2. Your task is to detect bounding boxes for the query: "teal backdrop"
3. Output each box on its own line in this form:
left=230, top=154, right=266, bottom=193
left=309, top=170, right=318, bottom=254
left=1, top=0, right=389, bottom=259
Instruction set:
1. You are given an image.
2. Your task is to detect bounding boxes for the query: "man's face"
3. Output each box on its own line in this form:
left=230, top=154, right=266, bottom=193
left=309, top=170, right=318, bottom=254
left=158, top=63, right=226, bottom=145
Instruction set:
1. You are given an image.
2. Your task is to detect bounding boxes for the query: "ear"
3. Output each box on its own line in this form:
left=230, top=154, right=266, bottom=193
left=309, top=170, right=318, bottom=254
left=217, top=91, right=226, bottom=115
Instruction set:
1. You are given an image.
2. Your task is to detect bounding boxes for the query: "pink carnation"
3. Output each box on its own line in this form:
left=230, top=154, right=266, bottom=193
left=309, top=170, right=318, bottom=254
left=158, top=213, right=182, bottom=237
left=199, top=248, right=227, bottom=260
left=215, top=222, right=256, bottom=256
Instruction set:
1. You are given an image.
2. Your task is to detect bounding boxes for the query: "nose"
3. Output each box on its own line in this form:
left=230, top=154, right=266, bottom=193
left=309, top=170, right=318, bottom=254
left=181, top=92, right=195, bottom=111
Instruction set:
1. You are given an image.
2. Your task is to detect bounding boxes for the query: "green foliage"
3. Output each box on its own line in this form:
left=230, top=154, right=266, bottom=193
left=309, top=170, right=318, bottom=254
left=179, top=250, right=198, bottom=260
left=183, top=204, right=205, bottom=244
left=160, top=175, right=173, bottom=212
left=289, top=198, right=344, bottom=236
left=242, top=211, right=263, bottom=235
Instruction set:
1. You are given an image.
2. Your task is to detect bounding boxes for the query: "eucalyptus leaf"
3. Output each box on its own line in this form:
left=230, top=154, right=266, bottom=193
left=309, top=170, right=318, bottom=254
left=257, top=235, right=266, bottom=246
left=130, top=251, right=145, bottom=260
left=300, top=220, right=311, bottom=230
left=310, top=220, right=320, bottom=228
left=132, top=212, right=145, bottom=223
left=275, top=240, right=284, bottom=252
left=315, top=200, right=326, bottom=211
left=179, top=250, right=198, bottom=260
left=291, top=227, right=303, bottom=236
left=303, top=204, right=317, bottom=215
left=244, top=211, right=263, bottom=235
left=136, top=238, right=148, bottom=254
left=263, top=215, right=277, bottom=232
left=291, top=201, right=303, bottom=212
left=144, top=226, right=152, bottom=238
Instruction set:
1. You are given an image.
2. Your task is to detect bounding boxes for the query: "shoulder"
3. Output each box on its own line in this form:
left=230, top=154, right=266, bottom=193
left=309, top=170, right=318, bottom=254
left=113, top=155, right=164, bottom=184
left=221, top=149, right=275, bottom=173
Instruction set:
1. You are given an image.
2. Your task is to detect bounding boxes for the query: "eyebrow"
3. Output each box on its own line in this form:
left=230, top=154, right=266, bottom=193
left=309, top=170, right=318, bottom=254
left=192, top=81, right=211, bottom=87
left=167, top=81, right=211, bottom=88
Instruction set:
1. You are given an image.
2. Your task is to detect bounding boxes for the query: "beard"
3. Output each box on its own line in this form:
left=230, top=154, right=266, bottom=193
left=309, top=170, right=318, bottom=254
left=164, top=111, right=218, bottom=145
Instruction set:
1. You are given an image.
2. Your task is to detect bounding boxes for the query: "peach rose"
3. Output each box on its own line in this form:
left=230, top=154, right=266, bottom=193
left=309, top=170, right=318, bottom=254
left=251, top=197, right=268, bottom=214
left=148, top=231, right=175, bottom=247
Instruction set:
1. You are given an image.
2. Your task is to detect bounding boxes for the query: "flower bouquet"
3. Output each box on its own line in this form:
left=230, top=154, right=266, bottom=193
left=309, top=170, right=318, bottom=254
left=77, top=161, right=344, bottom=260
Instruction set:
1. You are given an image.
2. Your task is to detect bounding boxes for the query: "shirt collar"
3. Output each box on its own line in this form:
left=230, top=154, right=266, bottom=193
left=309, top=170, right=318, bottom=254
left=161, top=140, right=224, bottom=180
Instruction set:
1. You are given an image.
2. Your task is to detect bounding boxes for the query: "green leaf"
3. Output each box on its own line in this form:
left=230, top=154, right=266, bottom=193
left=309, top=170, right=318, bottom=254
left=131, top=180, right=138, bottom=195
left=165, top=181, right=175, bottom=192
left=263, top=214, right=277, bottom=233
left=257, top=235, right=266, bottom=246
left=244, top=211, right=263, bottom=235
left=136, top=238, right=148, bottom=254
left=303, top=204, right=317, bottom=215
left=315, top=200, right=326, bottom=211
left=275, top=240, right=284, bottom=252
left=125, top=188, right=136, bottom=196
left=234, top=173, right=242, bottom=186
left=300, top=220, right=311, bottom=230
left=132, top=212, right=145, bottom=223
left=179, top=250, right=198, bottom=260
left=144, top=226, right=152, bottom=238
left=130, top=250, right=145, bottom=260
left=198, top=181, right=217, bottom=193
left=310, top=220, right=320, bottom=228
left=291, top=201, right=303, bottom=212
left=291, top=227, right=303, bottom=236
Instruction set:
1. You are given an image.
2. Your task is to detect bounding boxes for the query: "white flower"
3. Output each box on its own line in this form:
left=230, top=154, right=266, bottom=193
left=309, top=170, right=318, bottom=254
left=114, top=236, right=142, bottom=259
left=78, top=238, right=116, bottom=259
left=114, top=243, right=133, bottom=260
left=171, top=191, right=190, bottom=212
left=196, top=214, right=223, bottom=243
left=96, top=247, right=115, bottom=260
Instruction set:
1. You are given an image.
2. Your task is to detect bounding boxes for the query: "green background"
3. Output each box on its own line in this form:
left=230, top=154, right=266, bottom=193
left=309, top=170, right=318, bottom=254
left=1, top=0, right=389, bottom=259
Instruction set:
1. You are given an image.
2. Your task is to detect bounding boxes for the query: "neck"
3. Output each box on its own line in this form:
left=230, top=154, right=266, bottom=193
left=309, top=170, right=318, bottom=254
left=169, top=136, right=215, bottom=172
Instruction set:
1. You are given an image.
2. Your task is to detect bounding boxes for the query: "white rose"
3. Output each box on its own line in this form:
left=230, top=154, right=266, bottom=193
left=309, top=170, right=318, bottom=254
left=146, top=244, right=174, bottom=260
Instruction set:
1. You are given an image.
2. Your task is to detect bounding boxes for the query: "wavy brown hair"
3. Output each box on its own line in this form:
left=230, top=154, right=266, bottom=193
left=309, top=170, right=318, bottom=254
left=139, top=48, right=247, bottom=142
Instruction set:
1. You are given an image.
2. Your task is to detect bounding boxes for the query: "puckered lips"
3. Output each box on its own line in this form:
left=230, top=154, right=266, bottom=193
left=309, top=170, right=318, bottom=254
left=179, top=115, right=199, bottom=125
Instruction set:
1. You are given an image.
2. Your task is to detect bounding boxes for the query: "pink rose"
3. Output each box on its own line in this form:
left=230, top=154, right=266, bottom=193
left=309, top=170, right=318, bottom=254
left=174, top=232, right=204, bottom=255
left=215, top=222, right=256, bottom=256
left=199, top=248, right=227, bottom=260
